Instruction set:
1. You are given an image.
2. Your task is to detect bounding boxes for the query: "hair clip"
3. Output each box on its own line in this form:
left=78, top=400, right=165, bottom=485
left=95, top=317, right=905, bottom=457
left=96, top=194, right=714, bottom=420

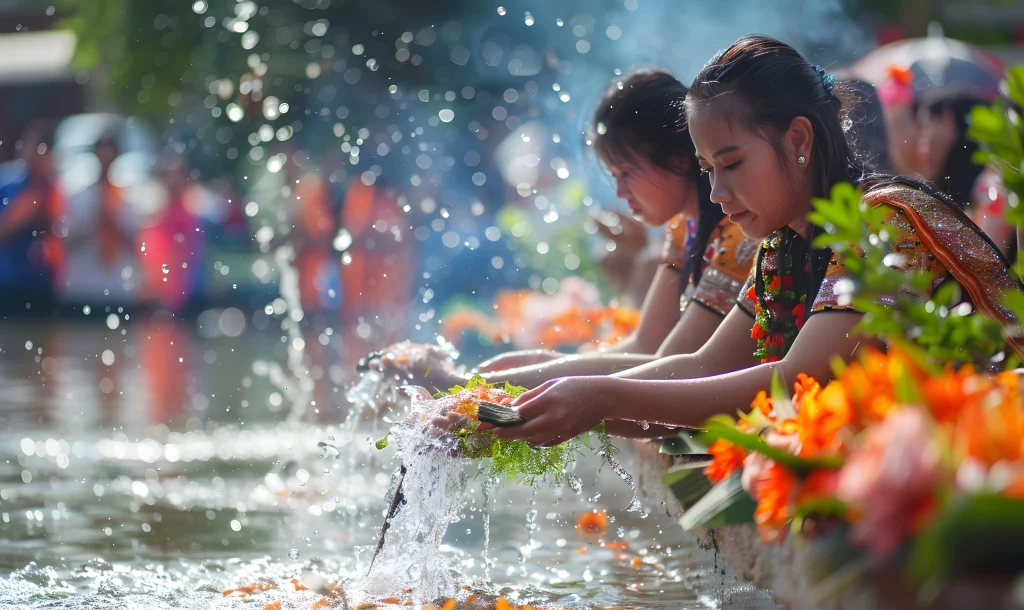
left=812, top=65, right=836, bottom=102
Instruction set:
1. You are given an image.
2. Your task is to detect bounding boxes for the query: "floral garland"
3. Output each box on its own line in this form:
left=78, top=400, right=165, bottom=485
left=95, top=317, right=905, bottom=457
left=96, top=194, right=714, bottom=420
left=750, top=231, right=808, bottom=363
left=691, top=347, right=1024, bottom=585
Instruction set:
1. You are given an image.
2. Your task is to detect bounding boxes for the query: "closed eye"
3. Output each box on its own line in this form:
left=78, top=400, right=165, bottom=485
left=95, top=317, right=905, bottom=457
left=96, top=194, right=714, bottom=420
left=724, top=160, right=742, bottom=171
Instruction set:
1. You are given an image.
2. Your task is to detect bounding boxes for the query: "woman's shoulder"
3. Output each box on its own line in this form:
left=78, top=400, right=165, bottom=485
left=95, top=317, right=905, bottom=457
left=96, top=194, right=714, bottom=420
left=710, top=216, right=760, bottom=271
left=689, top=218, right=760, bottom=317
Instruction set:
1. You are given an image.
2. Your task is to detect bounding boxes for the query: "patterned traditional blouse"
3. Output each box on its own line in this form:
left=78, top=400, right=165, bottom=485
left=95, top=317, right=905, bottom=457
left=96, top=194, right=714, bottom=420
left=685, top=217, right=759, bottom=317
left=736, top=184, right=1023, bottom=363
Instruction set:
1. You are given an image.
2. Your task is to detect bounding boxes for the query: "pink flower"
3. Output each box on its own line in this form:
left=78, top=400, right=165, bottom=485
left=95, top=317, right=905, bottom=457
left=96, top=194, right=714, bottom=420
left=836, top=409, right=943, bottom=556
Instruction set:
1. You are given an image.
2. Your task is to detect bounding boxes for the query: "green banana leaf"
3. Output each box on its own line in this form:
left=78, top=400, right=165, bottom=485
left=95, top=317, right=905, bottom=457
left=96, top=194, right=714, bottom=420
left=679, top=473, right=756, bottom=530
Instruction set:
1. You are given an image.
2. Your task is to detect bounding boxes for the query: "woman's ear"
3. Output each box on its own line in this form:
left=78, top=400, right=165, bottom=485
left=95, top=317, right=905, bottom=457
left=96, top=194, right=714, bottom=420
left=784, top=116, right=814, bottom=172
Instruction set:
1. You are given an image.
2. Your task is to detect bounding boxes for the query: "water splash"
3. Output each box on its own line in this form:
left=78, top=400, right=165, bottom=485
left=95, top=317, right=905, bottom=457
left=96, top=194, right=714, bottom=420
left=274, top=244, right=316, bottom=423
left=360, top=393, right=468, bottom=599
left=345, top=339, right=461, bottom=415
left=600, top=449, right=642, bottom=513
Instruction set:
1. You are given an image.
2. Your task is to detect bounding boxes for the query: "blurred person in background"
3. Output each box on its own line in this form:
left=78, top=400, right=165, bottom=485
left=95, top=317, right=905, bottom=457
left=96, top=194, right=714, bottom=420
left=339, top=175, right=411, bottom=361
left=56, top=132, right=141, bottom=308
left=290, top=152, right=339, bottom=314
left=877, top=66, right=921, bottom=176
left=0, top=121, right=64, bottom=311
left=136, top=152, right=209, bottom=313
left=916, top=88, right=1016, bottom=259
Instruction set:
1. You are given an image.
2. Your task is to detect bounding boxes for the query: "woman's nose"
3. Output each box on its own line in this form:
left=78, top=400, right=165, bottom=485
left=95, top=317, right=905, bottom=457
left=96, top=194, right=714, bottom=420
left=615, top=179, right=631, bottom=200
left=709, top=176, right=731, bottom=206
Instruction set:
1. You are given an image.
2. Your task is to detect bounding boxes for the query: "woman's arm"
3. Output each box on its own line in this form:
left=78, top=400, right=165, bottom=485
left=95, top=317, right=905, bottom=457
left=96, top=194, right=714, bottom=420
left=494, top=312, right=880, bottom=446
left=452, top=295, right=736, bottom=389
left=600, top=306, right=758, bottom=436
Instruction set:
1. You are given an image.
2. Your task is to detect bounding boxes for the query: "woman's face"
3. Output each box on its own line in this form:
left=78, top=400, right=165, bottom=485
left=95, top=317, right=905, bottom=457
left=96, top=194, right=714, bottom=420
left=603, top=153, right=693, bottom=227
left=881, top=103, right=921, bottom=176
left=688, top=106, right=810, bottom=240
left=915, top=106, right=958, bottom=182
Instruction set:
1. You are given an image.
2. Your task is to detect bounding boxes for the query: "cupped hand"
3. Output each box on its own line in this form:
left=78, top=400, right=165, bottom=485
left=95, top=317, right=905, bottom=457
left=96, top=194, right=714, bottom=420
left=490, top=376, right=615, bottom=447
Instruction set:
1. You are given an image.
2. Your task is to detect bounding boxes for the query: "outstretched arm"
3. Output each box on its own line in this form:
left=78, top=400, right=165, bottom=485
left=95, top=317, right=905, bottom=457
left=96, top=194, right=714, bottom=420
left=493, top=312, right=878, bottom=446
left=446, top=298, right=731, bottom=389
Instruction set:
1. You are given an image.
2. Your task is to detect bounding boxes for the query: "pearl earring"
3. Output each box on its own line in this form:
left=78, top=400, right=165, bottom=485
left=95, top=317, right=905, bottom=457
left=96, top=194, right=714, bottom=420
left=797, top=156, right=807, bottom=164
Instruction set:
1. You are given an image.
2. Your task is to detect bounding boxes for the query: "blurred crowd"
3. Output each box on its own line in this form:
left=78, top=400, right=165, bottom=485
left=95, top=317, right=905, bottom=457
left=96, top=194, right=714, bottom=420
left=0, top=119, right=418, bottom=339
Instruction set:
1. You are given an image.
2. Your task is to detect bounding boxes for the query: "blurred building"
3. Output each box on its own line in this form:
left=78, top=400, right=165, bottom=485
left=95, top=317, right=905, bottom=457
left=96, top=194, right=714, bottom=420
left=0, top=0, right=83, bottom=162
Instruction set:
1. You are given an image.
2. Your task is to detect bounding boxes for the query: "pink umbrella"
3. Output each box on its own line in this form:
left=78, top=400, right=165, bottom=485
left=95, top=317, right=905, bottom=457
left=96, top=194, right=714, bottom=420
left=850, top=36, right=1005, bottom=101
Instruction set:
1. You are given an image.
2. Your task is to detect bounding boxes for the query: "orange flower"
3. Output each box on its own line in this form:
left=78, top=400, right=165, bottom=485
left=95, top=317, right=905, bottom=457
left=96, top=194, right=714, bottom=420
left=886, top=65, right=914, bottom=86
left=751, top=390, right=773, bottom=416
left=767, top=275, right=782, bottom=294
left=576, top=510, right=608, bottom=535
left=797, top=381, right=853, bottom=457
left=705, top=439, right=748, bottom=483
left=792, top=373, right=820, bottom=406
left=956, top=395, right=1024, bottom=465
left=837, top=349, right=896, bottom=423
left=922, top=363, right=980, bottom=422
left=745, top=284, right=757, bottom=302
left=750, top=323, right=767, bottom=340
left=751, top=462, right=796, bottom=541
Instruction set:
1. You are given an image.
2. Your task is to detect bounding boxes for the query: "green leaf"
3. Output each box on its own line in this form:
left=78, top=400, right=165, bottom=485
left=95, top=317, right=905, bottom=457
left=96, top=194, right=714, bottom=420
left=679, top=474, right=756, bottom=530
left=663, top=465, right=714, bottom=510
left=659, top=432, right=709, bottom=455
left=771, top=369, right=796, bottom=420
left=909, top=493, right=1024, bottom=584
left=503, top=380, right=528, bottom=398
left=699, top=423, right=844, bottom=472
left=374, top=433, right=390, bottom=450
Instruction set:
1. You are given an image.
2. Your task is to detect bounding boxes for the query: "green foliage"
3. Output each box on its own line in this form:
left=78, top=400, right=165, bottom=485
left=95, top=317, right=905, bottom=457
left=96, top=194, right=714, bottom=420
left=909, top=493, right=1024, bottom=584
left=679, top=474, right=757, bottom=530
left=661, top=464, right=713, bottom=510
left=445, top=378, right=617, bottom=486
left=810, top=183, right=1015, bottom=367
left=968, top=66, right=1024, bottom=229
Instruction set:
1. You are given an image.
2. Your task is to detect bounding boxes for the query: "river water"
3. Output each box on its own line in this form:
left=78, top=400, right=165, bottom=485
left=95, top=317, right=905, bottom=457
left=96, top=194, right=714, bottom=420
left=0, top=317, right=777, bottom=609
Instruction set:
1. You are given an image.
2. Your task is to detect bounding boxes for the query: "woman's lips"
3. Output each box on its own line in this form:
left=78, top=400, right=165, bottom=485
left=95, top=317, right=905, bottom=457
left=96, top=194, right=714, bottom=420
left=728, top=210, right=750, bottom=223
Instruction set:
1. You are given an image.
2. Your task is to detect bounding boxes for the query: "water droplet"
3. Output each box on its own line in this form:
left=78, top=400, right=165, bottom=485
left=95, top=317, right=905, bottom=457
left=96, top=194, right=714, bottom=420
left=161, top=264, right=169, bottom=274
left=288, top=549, right=300, bottom=560
left=640, top=421, right=650, bottom=430
left=496, top=6, right=506, bottom=15
left=842, top=118, right=853, bottom=132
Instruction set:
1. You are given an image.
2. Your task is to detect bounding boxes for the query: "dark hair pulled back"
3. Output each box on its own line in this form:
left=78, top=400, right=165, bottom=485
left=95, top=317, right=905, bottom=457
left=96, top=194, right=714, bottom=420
left=592, top=69, right=722, bottom=287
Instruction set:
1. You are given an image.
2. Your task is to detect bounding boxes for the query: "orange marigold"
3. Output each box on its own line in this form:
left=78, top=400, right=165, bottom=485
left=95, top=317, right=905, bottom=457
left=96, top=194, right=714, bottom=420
left=750, top=390, right=773, bottom=416
left=792, top=373, right=820, bottom=407
left=797, top=381, right=853, bottom=457
left=575, top=510, right=608, bottom=535
left=751, top=462, right=796, bottom=541
left=705, top=439, right=748, bottom=483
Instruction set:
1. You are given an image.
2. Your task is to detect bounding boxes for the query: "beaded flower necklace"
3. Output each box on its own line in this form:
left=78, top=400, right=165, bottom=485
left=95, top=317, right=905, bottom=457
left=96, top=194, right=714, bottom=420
left=749, top=229, right=810, bottom=363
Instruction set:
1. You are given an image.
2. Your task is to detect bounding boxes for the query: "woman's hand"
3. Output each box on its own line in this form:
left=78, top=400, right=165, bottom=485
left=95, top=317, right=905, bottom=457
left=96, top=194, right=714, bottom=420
left=491, top=376, right=617, bottom=447
left=474, top=350, right=564, bottom=373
